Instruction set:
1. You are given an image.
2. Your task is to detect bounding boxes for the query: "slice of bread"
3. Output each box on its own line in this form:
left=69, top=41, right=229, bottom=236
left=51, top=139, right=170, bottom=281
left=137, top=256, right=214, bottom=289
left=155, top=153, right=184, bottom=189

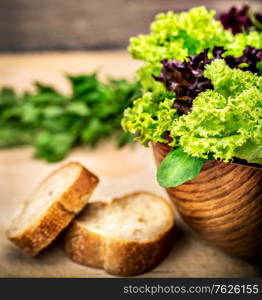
left=64, top=191, right=175, bottom=276
left=7, top=162, right=99, bottom=256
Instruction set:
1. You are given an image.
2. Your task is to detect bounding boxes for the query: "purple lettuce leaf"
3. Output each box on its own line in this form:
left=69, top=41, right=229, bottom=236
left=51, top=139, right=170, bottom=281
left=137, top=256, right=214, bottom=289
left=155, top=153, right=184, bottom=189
left=219, top=5, right=262, bottom=34
left=154, top=46, right=262, bottom=115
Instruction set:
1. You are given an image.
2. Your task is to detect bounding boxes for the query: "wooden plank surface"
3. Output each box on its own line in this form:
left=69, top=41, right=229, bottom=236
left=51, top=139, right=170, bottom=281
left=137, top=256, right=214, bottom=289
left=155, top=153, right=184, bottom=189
left=0, top=51, right=261, bottom=277
left=1, top=0, right=261, bottom=52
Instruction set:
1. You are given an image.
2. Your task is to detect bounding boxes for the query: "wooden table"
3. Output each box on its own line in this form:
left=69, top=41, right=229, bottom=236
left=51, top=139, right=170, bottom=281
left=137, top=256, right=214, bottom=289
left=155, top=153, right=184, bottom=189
left=0, top=52, right=261, bottom=277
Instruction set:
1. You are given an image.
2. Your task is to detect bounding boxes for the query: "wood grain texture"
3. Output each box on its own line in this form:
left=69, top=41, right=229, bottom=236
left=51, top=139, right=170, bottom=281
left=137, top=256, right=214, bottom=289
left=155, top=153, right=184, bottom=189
left=0, top=51, right=262, bottom=277
left=1, top=0, right=261, bottom=52
left=153, top=142, right=262, bottom=258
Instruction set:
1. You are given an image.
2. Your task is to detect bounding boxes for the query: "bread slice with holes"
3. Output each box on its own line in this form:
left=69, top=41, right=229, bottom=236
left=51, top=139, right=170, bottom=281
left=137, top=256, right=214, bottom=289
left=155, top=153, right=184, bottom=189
left=7, top=162, right=99, bottom=256
left=64, top=191, right=175, bottom=276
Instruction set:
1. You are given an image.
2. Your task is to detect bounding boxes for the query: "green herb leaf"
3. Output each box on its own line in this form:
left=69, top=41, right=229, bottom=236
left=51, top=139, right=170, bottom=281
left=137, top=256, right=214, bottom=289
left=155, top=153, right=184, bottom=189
left=0, top=75, right=140, bottom=162
left=157, top=147, right=207, bottom=187
left=34, top=131, right=75, bottom=162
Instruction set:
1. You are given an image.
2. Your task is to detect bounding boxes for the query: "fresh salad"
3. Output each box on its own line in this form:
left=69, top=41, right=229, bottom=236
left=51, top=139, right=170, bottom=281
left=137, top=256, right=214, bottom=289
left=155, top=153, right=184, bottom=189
left=122, top=6, right=262, bottom=187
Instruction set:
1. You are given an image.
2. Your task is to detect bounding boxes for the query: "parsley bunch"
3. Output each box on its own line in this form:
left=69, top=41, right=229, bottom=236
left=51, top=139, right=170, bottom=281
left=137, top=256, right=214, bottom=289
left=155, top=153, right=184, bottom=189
left=0, top=74, right=140, bottom=162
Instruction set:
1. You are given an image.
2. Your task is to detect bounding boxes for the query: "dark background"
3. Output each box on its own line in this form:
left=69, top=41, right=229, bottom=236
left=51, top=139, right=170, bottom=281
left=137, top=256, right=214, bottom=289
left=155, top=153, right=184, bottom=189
left=0, top=0, right=261, bottom=52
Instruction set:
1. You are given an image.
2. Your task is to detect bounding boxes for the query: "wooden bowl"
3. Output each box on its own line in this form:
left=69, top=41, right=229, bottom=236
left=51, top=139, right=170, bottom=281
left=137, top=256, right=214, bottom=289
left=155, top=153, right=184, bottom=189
left=152, top=142, right=262, bottom=259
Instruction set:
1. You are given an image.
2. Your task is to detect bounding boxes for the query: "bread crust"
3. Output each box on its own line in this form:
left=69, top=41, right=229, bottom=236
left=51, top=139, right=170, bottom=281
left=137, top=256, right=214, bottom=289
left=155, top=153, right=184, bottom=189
left=7, top=162, right=99, bottom=256
left=64, top=192, right=175, bottom=276
left=64, top=219, right=105, bottom=269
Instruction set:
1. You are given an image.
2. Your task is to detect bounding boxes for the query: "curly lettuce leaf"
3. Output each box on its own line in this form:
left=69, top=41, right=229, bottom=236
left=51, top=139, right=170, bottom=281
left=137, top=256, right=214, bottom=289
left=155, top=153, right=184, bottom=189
left=129, top=6, right=262, bottom=91
left=129, top=7, right=230, bottom=64
left=170, top=60, right=262, bottom=164
left=121, top=90, right=177, bottom=146
left=136, top=63, right=164, bottom=93
left=224, top=31, right=262, bottom=58
left=204, top=59, right=260, bottom=97
left=122, top=60, right=261, bottom=164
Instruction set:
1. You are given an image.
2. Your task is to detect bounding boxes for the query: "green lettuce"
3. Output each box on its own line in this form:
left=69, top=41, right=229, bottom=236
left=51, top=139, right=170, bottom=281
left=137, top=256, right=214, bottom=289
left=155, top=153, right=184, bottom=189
left=122, top=60, right=262, bottom=165
left=129, top=6, right=262, bottom=91
left=122, top=90, right=177, bottom=146
left=170, top=60, right=262, bottom=164
left=224, top=31, right=262, bottom=58
left=129, top=7, right=230, bottom=64
left=122, top=6, right=261, bottom=187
